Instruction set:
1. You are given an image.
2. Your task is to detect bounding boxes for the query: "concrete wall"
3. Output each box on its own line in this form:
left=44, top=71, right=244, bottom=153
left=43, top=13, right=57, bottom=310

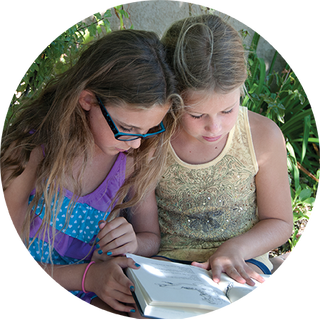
left=82, top=0, right=316, bottom=71
left=115, top=1, right=200, bottom=36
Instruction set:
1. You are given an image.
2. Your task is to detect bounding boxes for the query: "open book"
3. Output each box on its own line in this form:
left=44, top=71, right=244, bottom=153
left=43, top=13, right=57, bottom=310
left=126, top=254, right=270, bottom=319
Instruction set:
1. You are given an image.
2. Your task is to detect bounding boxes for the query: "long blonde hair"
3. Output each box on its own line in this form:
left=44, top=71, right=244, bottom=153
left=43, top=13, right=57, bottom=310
left=1, top=29, right=180, bottom=258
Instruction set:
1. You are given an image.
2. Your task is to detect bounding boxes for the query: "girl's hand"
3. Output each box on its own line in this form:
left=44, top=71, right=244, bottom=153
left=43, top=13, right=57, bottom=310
left=191, top=250, right=265, bottom=286
left=85, top=256, right=140, bottom=313
left=95, top=217, right=138, bottom=258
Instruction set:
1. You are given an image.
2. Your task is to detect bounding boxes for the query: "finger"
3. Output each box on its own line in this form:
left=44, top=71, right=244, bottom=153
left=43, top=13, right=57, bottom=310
left=103, top=296, right=136, bottom=313
left=252, top=273, right=265, bottom=283
left=96, top=226, right=125, bottom=253
left=108, top=289, right=135, bottom=305
left=191, top=261, right=210, bottom=270
left=244, top=262, right=266, bottom=282
left=115, top=257, right=141, bottom=270
left=92, top=248, right=114, bottom=262
left=247, top=271, right=264, bottom=283
left=98, top=220, right=106, bottom=229
left=96, top=220, right=107, bottom=244
left=210, top=265, right=223, bottom=283
left=97, top=218, right=122, bottom=240
left=104, top=232, right=137, bottom=256
left=237, top=269, right=256, bottom=286
left=104, top=217, right=127, bottom=232
left=105, top=261, right=137, bottom=296
left=91, top=249, right=105, bottom=262
left=97, top=219, right=132, bottom=247
left=106, top=243, right=132, bottom=257
left=224, top=266, right=247, bottom=284
left=96, top=233, right=133, bottom=256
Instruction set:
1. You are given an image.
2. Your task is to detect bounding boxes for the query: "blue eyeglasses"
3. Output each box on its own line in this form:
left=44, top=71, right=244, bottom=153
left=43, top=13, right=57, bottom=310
left=95, top=95, right=166, bottom=141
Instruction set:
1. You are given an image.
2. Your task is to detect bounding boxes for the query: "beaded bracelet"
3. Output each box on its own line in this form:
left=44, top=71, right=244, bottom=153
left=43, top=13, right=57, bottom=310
left=82, top=261, right=95, bottom=293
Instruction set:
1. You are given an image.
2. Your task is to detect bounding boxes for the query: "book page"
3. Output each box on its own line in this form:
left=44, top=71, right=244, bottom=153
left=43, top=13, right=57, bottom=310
left=220, top=274, right=272, bottom=319
left=126, top=254, right=230, bottom=311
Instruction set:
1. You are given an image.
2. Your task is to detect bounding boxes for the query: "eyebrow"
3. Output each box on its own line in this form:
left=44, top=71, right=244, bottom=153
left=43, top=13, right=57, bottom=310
left=116, top=119, right=142, bottom=130
left=188, top=100, right=238, bottom=114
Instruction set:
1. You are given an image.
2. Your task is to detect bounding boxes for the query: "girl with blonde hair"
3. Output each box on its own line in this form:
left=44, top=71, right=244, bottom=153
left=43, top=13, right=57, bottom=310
left=135, top=14, right=293, bottom=286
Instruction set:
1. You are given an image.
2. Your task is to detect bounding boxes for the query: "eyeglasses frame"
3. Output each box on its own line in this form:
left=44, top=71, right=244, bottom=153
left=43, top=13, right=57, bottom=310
left=95, top=95, right=165, bottom=141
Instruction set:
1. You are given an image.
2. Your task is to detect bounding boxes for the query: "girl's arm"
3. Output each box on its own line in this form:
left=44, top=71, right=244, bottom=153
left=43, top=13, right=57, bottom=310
left=94, top=155, right=160, bottom=258
left=39, top=256, right=140, bottom=313
left=95, top=187, right=160, bottom=258
left=127, top=186, right=161, bottom=256
left=124, top=155, right=161, bottom=256
left=125, top=151, right=161, bottom=256
left=193, top=112, right=293, bottom=285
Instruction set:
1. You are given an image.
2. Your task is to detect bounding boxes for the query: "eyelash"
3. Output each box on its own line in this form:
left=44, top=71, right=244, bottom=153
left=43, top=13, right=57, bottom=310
left=120, top=126, right=132, bottom=132
left=190, top=109, right=233, bottom=119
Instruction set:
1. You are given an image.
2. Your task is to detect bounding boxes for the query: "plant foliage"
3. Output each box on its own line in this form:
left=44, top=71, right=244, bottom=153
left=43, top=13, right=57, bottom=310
left=6, top=7, right=129, bottom=128
left=241, top=32, right=319, bottom=251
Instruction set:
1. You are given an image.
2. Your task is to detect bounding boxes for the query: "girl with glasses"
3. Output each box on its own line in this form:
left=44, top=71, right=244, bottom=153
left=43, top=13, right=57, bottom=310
left=1, top=29, right=179, bottom=314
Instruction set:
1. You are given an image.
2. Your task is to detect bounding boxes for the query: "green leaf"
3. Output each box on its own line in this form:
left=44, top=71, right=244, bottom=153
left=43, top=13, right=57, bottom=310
left=94, top=13, right=102, bottom=20
left=299, top=92, right=305, bottom=105
left=287, top=156, right=294, bottom=172
left=295, top=184, right=302, bottom=197
left=104, top=20, right=111, bottom=30
left=287, top=142, right=300, bottom=190
left=104, top=9, right=112, bottom=18
left=301, top=115, right=311, bottom=164
left=267, top=73, right=274, bottom=87
left=298, top=188, right=312, bottom=201
left=302, top=197, right=315, bottom=206
left=88, top=24, right=97, bottom=37
left=275, top=73, right=281, bottom=87
left=249, top=83, right=258, bottom=94
left=257, top=58, right=266, bottom=94
left=281, top=109, right=313, bottom=135
left=113, top=0, right=123, bottom=10
left=241, top=95, right=250, bottom=106
left=119, top=9, right=129, bottom=19
left=277, top=114, right=285, bottom=123
left=247, top=58, right=254, bottom=67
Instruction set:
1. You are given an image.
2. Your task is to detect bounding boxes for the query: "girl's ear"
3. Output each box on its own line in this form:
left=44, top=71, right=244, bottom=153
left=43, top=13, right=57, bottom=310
left=79, top=90, right=96, bottom=111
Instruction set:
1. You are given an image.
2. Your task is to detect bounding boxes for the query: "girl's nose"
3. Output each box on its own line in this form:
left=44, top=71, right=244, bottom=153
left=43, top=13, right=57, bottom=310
left=125, top=138, right=141, bottom=150
left=205, top=117, right=221, bottom=134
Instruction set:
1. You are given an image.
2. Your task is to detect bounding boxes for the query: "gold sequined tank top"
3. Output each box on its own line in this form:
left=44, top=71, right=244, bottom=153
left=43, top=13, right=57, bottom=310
left=156, top=106, right=259, bottom=262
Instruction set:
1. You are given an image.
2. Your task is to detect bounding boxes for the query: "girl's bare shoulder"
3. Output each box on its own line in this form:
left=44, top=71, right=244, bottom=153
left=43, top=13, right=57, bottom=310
left=248, top=110, right=284, bottom=141
left=3, top=145, right=44, bottom=233
left=248, top=110, right=285, bottom=159
left=2, top=145, right=43, bottom=186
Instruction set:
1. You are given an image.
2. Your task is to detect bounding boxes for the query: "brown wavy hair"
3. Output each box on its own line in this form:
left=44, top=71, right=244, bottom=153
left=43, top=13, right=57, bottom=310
left=1, top=29, right=180, bottom=259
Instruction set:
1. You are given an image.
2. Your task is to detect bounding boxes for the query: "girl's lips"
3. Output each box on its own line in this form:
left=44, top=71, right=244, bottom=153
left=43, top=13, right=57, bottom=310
left=116, top=147, right=129, bottom=152
left=202, top=135, right=222, bottom=142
